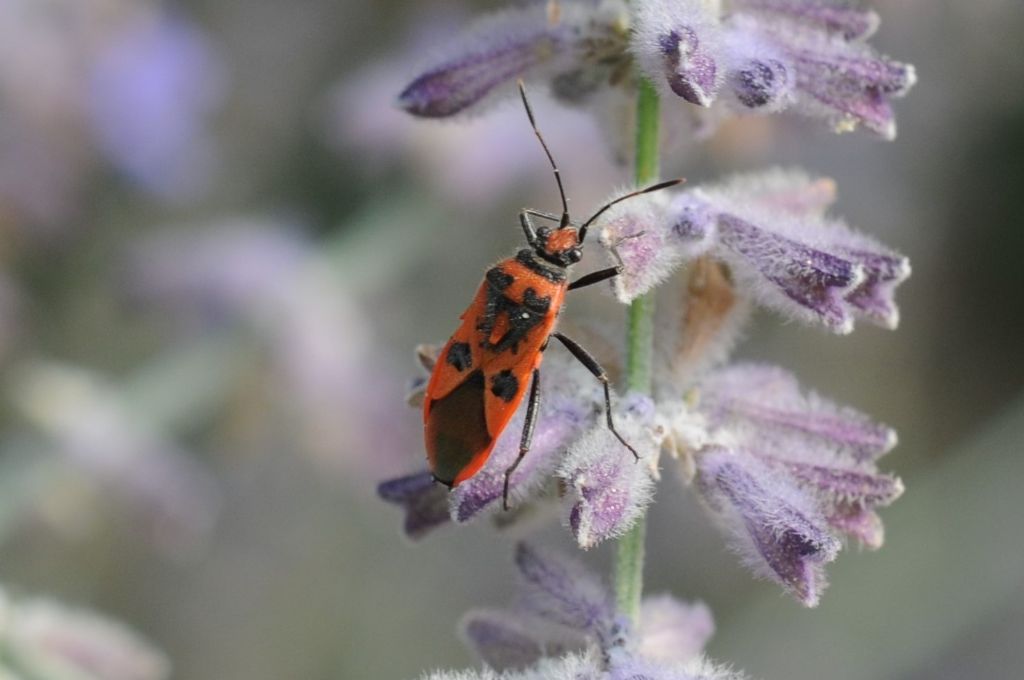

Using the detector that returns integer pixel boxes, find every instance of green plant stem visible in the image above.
[615,77,660,625]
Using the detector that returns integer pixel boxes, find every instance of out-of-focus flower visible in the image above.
[126,220,414,478]
[0,585,170,680]
[433,542,742,680]
[598,169,910,334]
[683,362,902,605]
[8,361,221,557]
[399,0,914,140]
[0,2,225,230]
[86,12,226,202]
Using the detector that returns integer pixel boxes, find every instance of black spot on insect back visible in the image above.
[446,342,473,371]
[490,370,519,402]
[486,267,515,290]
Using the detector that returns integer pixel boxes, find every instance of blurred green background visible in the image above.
[0,1,1022,678]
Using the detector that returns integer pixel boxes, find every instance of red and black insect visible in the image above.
[423,82,681,509]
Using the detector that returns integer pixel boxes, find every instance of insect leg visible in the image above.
[552,332,639,461]
[523,208,580,227]
[502,367,542,511]
[568,266,620,291]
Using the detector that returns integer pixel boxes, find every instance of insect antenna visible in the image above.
[577,178,685,244]
[517,80,570,228]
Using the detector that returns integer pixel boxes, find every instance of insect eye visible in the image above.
[536,226,552,239]
[567,248,583,263]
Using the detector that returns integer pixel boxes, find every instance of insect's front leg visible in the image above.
[568,266,620,291]
[502,367,542,511]
[552,331,639,461]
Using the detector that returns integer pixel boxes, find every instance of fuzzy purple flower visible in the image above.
[731,0,880,41]
[633,1,722,106]
[398,0,914,140]
[632,0,914,137]
[444,543,743,680]
[398,0,630,117]
[696,445,840,606]
[691,363,903,603]
[558,393,660,549]
[699,362,896,463]
[597,169,910,334]
[377,471,451,540]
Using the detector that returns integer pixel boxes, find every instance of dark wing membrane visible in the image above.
[424,370,491,486]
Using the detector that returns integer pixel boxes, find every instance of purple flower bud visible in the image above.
[637,596,714,664]
[696,446,840,606]
[763,456,904,549]
[699,363,897,463]
[729,56,791,109]
[838,247,911,329]
[730,0,881,41]
[716,213,865,333]
[597,192,677,303]
[460,608,580,671]
[633,0,723,106]
[659,29,719,106]
[711,7,914,138]
[514,543,615,636]
[377,471,451,540]
[786,38,916,139]
[398,1,629,118]
[557,394,659,549]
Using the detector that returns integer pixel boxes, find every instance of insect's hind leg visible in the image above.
[552,332,640,461]
[502,367,542,511]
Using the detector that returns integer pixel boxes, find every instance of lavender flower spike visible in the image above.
[595,171,909,332]
[696,446,840,606]
[557,393,660,549]
[399,1,629,117]
[633,0,723,106]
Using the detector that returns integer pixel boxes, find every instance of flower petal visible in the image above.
[514,542,614,637]
[558,394,660,549]
[730,0,880,41]
[460,608,580,672]
[377,471,451,540]
[638,595,715,665]
[696,446,840,606]
[633,0,723,106]
[699,363,897,463]
[716,213,865,333]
